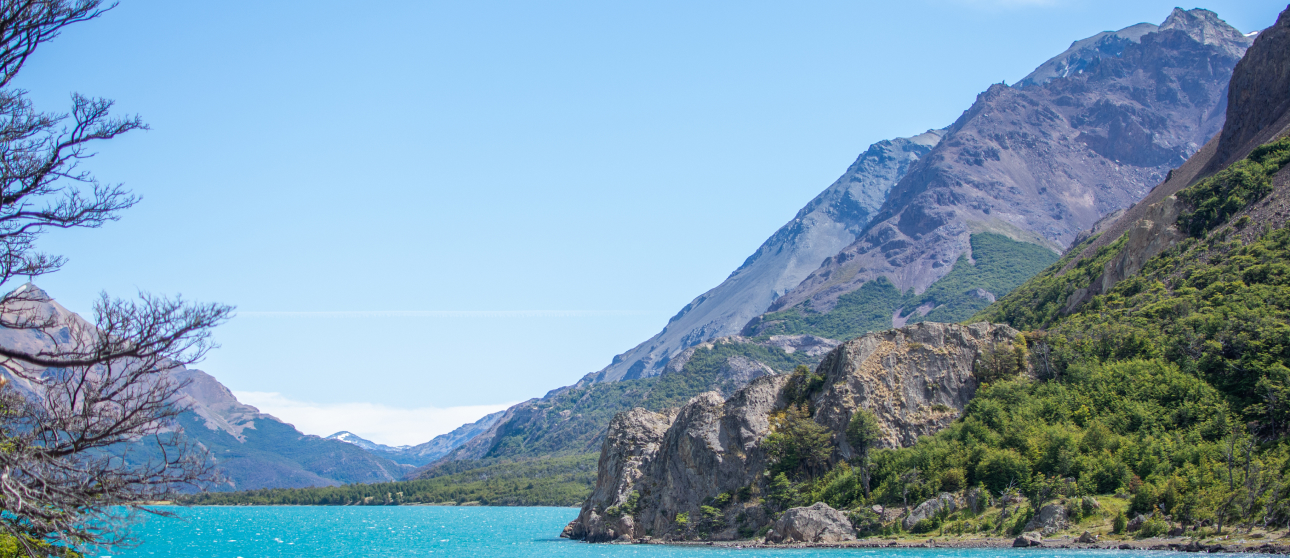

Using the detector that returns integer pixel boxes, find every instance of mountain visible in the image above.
[424,8,1254,471]
[327,431,406,452]
[567,6,1290,541]
[597,8,1250,385]
[327,410,504,467]
[756,8,1251,337]
[589,130,945,383]
[0,285,407,491]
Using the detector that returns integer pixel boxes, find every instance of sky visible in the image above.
[10,0,1286,446]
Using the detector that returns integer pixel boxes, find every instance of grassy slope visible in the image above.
[753,233,1058,340]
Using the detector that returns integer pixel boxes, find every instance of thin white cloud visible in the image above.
[233,391,515,447]
[237,310,662,318]
[948,0,1060,7]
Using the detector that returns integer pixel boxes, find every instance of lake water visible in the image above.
[107,506,1251,558]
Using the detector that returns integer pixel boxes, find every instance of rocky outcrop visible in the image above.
[767,503,855,543]
[565,321,1019,541]
[813,322,1022,450]
[564,408,674,542]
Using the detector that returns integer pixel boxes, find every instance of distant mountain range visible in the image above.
[0,286,499,490]
[325,410,502,467]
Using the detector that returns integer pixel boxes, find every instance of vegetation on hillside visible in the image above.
[753,233,1058,340]
[180,454,597,507]
[739,137,1290,537]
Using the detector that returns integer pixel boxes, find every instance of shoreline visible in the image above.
[646,536,1290,554]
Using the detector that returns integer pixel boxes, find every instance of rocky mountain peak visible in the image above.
[1017,22,1157,87]
[1159,8,1251,59]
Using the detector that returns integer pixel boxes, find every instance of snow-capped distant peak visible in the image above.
[325,431,409,453]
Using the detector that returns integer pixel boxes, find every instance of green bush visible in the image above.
[1113,512,1127,534]
[1137,517,1168,539]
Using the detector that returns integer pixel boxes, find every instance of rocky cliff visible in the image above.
[564,321,1019,542]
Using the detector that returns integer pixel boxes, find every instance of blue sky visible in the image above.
[12,0,1285,445]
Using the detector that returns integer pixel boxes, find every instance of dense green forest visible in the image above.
[756,137,1290,535]
[181,454,597,507]
[751,233,1058,340]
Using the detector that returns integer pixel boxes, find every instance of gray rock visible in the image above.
[564,408,674,542]
[966,486,990,513]
[1024,503,1069,534]
[1077,531,1098,544]
[812,322,1024,450]
[1127,514,1148,532]
[903,493,958,530]
[1014,532,1044,547]
[767,503,856,544]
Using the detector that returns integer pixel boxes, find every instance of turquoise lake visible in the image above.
[109,506,1254,558]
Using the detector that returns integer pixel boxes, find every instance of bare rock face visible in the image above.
[566,321,1019,541]
[813,322,1023,450]
[564,408,674,542]
[767,502,856,543]
[1209,7,1290,171]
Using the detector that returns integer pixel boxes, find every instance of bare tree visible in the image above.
[0,1,232,555]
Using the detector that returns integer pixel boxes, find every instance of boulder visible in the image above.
[1126,513,1148,532]
[767,502,856,544]
[1077,531,1098,544]
[1024,503,1069,535]
[903,492,957,530]
[1014,532,1044,547]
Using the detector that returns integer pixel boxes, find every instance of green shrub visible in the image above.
[1113,512,1127,534]
[1137,517,1168,539]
